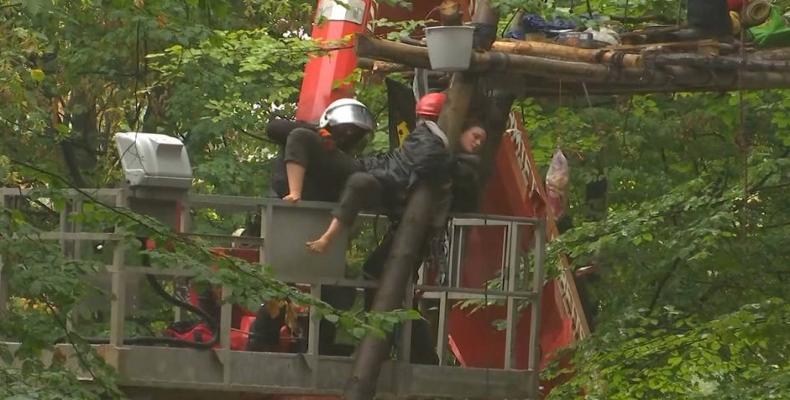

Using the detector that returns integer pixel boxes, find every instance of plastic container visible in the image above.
[424,25,476,72]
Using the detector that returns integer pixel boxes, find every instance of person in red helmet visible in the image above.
[306,117,487,253]
[415,92,446,122]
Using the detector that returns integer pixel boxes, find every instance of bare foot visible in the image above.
[306,237,331,253]
[282,193,301,203]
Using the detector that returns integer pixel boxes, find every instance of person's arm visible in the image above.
[402,128,451,181]
[450,154,482,213]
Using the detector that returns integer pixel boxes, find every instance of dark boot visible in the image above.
[246,304,285,352]
[672,0,732,40]
[688,0,731,36]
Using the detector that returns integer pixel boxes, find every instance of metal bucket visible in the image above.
[425,25,476,72]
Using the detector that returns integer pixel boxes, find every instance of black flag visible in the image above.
[385,78,416,150]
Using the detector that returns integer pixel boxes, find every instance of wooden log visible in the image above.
[518,74,790,96]
[342,74,477,400]
[357,57,411,73]
[650,53,790,71]
[357,35,790,92]
[752,48,790,61]
[491,40,643,68]
[345,4,488,398]
[357,34,432,69]
[356,34,647,81]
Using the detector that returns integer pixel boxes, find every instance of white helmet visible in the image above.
[318,98,376,132]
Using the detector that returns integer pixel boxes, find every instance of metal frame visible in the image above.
[0,188,545,399]
[0,192,7,317]
[434,213,545,396]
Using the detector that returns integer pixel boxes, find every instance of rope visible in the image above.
[737,0,750,232]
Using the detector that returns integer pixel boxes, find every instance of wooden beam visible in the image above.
[357,57,411,73]
[356,34,646,81]
[491,40,643,68]
[650,53,790,72]
[357,35,790,92]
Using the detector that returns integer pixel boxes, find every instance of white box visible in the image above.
[114,132,192,189]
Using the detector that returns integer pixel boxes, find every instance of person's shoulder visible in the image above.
[266,119,316,143]
[406,123,443,143]
[290,126,318,135]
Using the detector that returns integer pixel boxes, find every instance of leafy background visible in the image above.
[1,0,788,399]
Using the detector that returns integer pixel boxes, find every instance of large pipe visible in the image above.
[295,0,374,123]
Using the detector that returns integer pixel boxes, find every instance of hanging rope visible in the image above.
[624,0,630,20]
[676,0,683,26]
[737,0,751,232]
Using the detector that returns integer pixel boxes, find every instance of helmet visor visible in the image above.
[326,105,375,131]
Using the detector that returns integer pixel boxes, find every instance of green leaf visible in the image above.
[29,69,45,82]
[324,313,339,323]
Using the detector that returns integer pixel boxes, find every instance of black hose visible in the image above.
[56,238,221,349]
[59,276,219,349]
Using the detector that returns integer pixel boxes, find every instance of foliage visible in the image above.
[0,0,411,397]
[2,0,789,399]
[0,187,420,396]
[523,88,790,398]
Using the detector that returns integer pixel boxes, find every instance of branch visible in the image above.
[6,158,388,341]
[648,258,681,313]
[42,299,99,382]
[609,14,675,24]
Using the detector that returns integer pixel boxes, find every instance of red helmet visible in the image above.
[415,92,447,119]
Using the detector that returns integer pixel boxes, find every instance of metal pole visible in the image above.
[435,290,450,366]
[109,191,128,347]
[527,221,546,398]
[221,285,233,384]
[504,222,520,370]
[0,194,7,317]
[398,280,414,364]
[309,284,322,388]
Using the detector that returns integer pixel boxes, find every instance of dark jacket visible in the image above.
[360,121,452,194]
[450,153,482,213]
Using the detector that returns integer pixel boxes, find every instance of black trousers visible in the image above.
[361,228,439,365]
[281,128,361,202]
[332,172,386,227]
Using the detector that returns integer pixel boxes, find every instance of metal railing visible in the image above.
[0,188,545,399]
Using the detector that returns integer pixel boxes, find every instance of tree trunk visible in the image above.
[342,182,449,400]
[343,72,478,400]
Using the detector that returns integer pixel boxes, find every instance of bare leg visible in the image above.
[307,217,343,254]
[283,162,305,202]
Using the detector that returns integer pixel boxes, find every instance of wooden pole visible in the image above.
[343,73,477,400]
[344,1,496,397]
[357,57,411,73]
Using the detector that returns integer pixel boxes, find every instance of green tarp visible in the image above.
[749,7,790,47]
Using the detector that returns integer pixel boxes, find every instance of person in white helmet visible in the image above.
[246,99,375,356]
[280,98,376,203]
